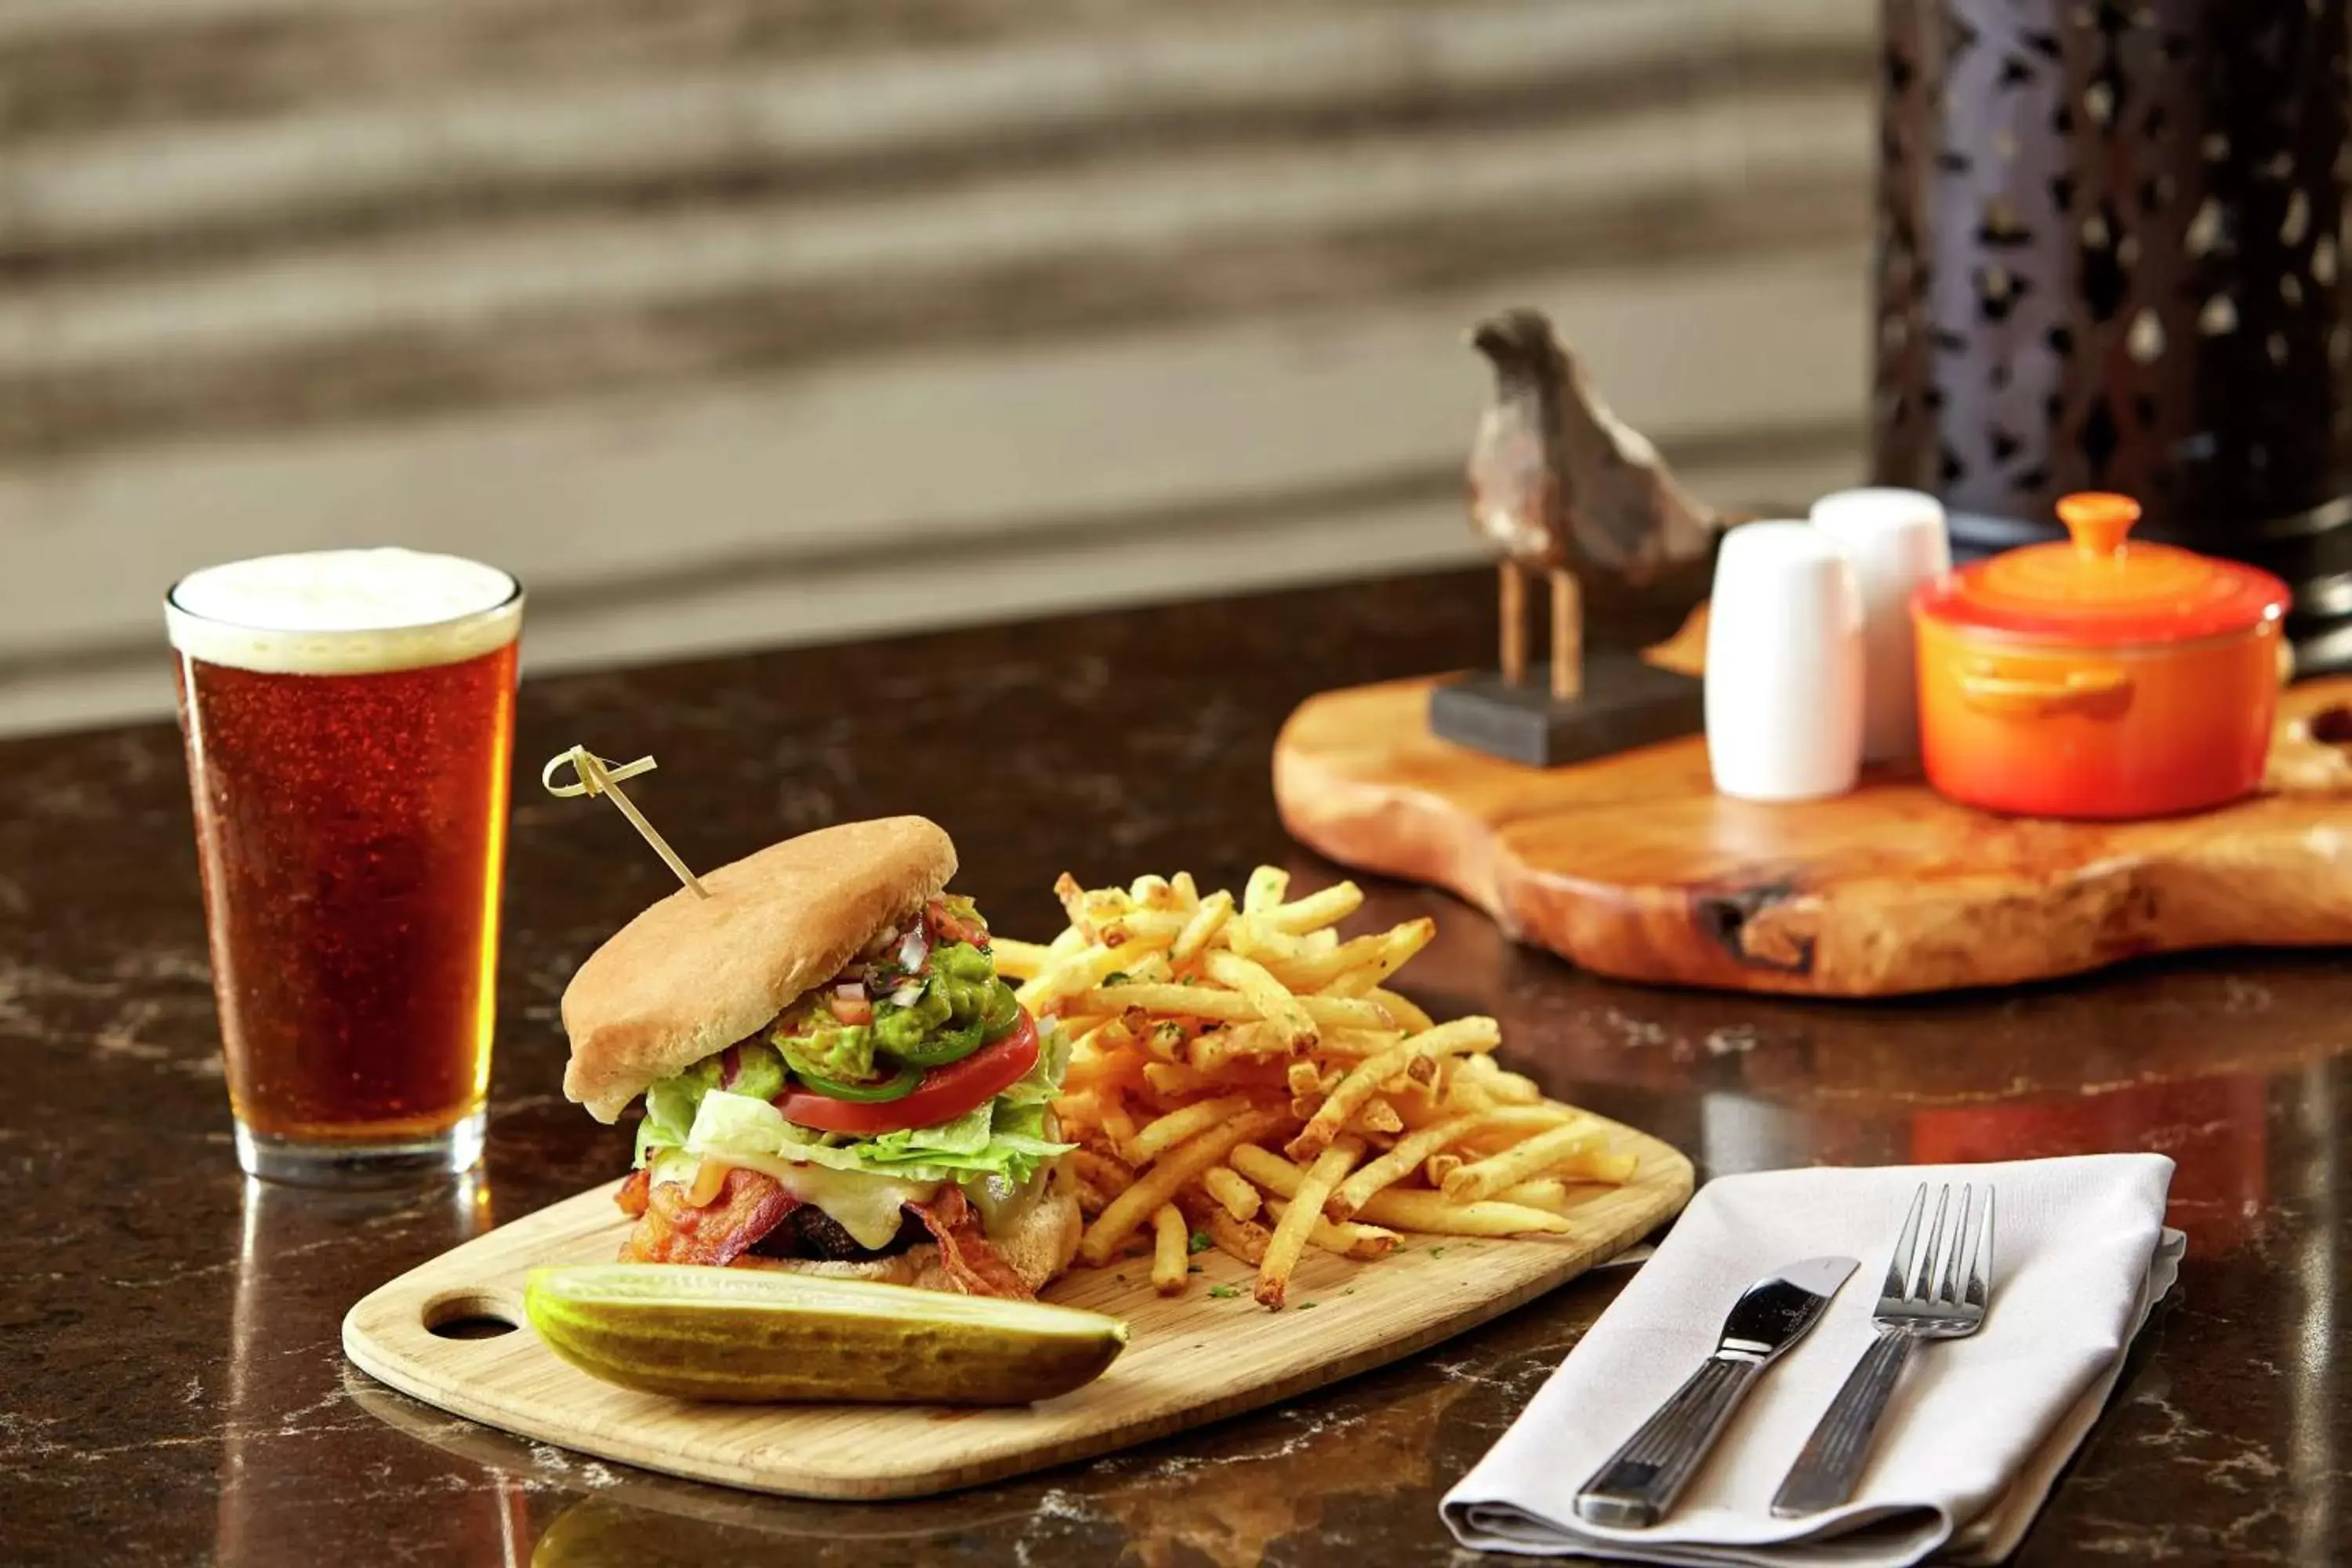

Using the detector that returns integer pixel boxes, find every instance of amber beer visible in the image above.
[166,550,521,1182]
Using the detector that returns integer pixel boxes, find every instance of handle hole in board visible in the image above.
[423,1288,523,1340]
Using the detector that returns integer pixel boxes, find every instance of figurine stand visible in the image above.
[1431,566,1703,768]
[1427,656,1701,769]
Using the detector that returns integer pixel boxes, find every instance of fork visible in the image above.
[1769,1182,1995,1517]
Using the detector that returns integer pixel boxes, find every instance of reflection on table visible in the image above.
[220,1173,517,1566]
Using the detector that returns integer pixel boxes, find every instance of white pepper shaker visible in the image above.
[1809,488,1951,763]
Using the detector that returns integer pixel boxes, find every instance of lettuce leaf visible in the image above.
[995,1023,1071,1109]
[862,1101,994,1160]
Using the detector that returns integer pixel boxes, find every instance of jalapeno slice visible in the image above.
[884,1016,988,1069]
[978,982,1023,1043]
[789,1064,923,1102]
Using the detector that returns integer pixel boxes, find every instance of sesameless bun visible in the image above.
[730,1180,1083,1295]
[561,817,956,1123]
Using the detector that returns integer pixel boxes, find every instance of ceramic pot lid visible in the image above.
[1913,492,2290,645]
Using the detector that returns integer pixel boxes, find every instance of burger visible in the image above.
[561,817,1080,1298]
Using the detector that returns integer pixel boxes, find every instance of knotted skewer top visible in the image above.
[540,744,710,899]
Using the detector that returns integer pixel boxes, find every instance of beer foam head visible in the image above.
[167,549,522,675]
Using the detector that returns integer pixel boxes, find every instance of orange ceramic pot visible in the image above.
[1911,492,2289,820]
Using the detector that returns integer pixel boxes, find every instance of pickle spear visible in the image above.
[524,1264,1128,1404]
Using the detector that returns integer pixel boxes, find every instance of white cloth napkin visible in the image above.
[1443,1155,2182,1566]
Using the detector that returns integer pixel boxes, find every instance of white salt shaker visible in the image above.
[1704,521,1865,801]
[1808,488,1951,762]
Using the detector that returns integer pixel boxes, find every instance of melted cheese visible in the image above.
[686,1157,732,1207]
[673,1152,942,1250]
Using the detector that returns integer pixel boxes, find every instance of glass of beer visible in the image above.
[166,550,522,1184]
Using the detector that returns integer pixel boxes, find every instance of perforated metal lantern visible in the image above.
[1869,0,2352,670]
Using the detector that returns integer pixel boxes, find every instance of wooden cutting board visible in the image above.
[343,1116,1690,1501]
[1273,671,2352,998]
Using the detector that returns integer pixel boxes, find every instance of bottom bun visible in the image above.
[733,1176,1083,1295]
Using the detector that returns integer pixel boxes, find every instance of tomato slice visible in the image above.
[774,1008,1040,1136]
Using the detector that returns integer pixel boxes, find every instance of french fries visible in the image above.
[1207,1209,1272,1266]
[1201,1164,1261,1221]
[1142,1060,1222,1098]
[1171,890,1236,964]
[1130,1094,1256,1165]
[1150,1204,1190,1297]
[1327,1112,1486,1221]
[1243,866,1290,913]
[1288,1040,1435,1161]
[1492,1177,1618,1215]
[1230,1143,1576,1236]
[1257,880,1364,934]
[1277,919,1434,993]
[1074,983,1255,1022]
[1441,1120,1604,1204]
[1343,1189,1577,1237]
[1258,1138,1362,1308]
[1189,1023,1283,1072]
[1263,1196,1403,1261]
[989,937,1054,981]
[1096,1093,1139,1158]
[1077,1108,1287,1266]
[1203,949,1317,1051]
[1026,866,1638,1308]
[1297,994,1395,1031]
[1364,986,1435,1034]
[1018,942,1134,1014]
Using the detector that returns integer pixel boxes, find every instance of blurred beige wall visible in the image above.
[0,0,1876,736]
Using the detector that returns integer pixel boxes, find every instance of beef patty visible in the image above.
[746,1203,926,1262]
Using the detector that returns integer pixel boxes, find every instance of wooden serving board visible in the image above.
[1274,671,2352,998]
[343,1116,1690,1501]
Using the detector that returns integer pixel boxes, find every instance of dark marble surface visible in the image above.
[5,568,2351,1567]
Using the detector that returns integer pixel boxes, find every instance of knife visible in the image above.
[1573,1255,1859,1529]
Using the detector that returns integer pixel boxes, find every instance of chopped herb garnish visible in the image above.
[1188,1230,1213,1254]
[1428,1246,1449,1258]
[1103,971,1131,987]
[1207,1284,1242,1299]
[1298,1301,1319,1310]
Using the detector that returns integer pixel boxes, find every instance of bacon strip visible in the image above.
[614,1167,652,1218]
[618,1167,800,1266]
[905,1186,1033,1299]
[614,1165,1028,1294]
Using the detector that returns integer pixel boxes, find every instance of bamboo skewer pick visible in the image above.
[540,745,710,899]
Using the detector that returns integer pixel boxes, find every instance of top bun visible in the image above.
[561,817,956,1123]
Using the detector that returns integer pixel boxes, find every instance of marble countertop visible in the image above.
[7,568,2348,1566]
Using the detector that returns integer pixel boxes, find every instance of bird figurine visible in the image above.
[1466,308,1720,702]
